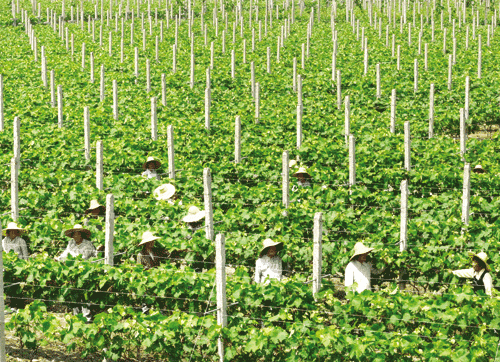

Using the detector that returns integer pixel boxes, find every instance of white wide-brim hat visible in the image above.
[182,206,205,223]
[350,242,375,261]
[473,165,486,173]
[65,224,91,239]
[143,157,161,170]
[292,167,310,178]
[259,238,284,257]
[154,184,176,201]
[85,199,106,215]
[3,222,26,236]
[469,251,490,271]
[139,231,160,246]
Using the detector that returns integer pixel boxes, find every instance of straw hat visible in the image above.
[139,231,160,246]
[259,238,284,257]
[182,206,205,223]
[153,184,176,201]
[350,242,375,261]
[469,251,490,271]
[292,167,310,178]
[473,165,486,174]
[65,224,91,239]
[3,222,26,236]
[143,157,161,170]
[85,199,106,215]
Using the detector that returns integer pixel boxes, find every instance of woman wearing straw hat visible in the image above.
[142,157,161,180]
[137,231,167,270]
[292,167,311,192]
[254,239,284,284]
[153,183,181,206]
[83,199,106,231]
[2,222,29,260]
[345,242,384,293]
[182,206,205,239]
[450,252,493,296]
[56,224,97,261]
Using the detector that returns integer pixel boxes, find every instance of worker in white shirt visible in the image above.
[451,252,493,296]
[142,157,161,180]
[254,239,283,284]
[345,242,384,293]
[2,222,29,260]
[291,167,311,191]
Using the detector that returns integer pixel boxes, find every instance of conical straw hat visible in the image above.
[350,242,375,261]
[143,157,161,170]
[182,206,205,223]
[154,184,176,201]
[469,251,490,271]
[85,199,106,215]
[64,224,91,239]
[473,165,486,173]
[3,222,26,236]
[292,167,310,178]
[259,238,284,257]
[139,231,160,246]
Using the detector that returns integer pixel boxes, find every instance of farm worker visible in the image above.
[137,231,166,270]
[83,199,106,231]
[153,183,181,206]
[56,224,97,261]
[345,242,384,293]
[182,206,205,237]
[292,167,311,191]
[2,222,29,260]
[142,157,161,180]
[450,252,493,296]
[254,239,283,284]
[473,165,486,174]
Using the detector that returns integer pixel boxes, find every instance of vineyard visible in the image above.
[1,0,500,359]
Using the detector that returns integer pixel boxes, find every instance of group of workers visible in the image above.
[2,157,493,297]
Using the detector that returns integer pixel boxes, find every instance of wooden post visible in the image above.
[13,117,20,161]
[104,193,115,266]
[11,158,18,221]
[235,116,241,163]
[404,121,411,171]
[349,134,355,186]
[84,106,90,161]
[462,163,470,225]
[150,97,158,141]
[42,55,47,87]
[57,85,63,127]
[161,74,166,106]
[205,87,210,130]
[297,105,302,149]
[111,80,118,120]
[96,140,103,190]
[255,82,260,123]
[477,34,482,79]
[0,221,6,362]
[344,95,350,145]
[399,180,408,253]
[167,125,175,179]
[312,212,323,296]
[282,151,289,208]
[460,108,466,156]
[215,233,227,362]
[390,89,396,133]
[100,65,105,101]
[429,83,435,139]
[203,168,214,241]
[336,70,341,110]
